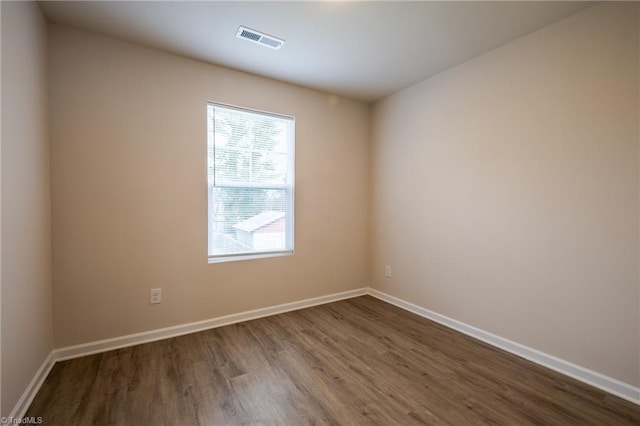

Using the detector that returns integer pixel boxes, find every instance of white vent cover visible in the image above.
[236,26,285,50]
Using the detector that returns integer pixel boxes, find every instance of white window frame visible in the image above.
[207,102,295,263]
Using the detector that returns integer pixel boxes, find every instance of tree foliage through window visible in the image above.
[208,104,294,258]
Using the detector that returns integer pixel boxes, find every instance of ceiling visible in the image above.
[39,1,595,102]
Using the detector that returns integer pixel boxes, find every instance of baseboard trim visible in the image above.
[54,287,368,362]
[11,287,366,418]
[12,285,639,419]
[368,288,640,405]
[9,351,55,420]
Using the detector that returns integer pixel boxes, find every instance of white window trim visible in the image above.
[207,102,295,263]
[208,250,294,264]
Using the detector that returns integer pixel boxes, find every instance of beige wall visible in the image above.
[5,0,635,405]
[1,1,53,415]
[371,2,640,386]
[49,25,370,347]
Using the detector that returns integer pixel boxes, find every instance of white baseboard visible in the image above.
[11,285,639,419]
[368,288,640,405]
[11,287,367,419]
[54,287,368,361]
[9,351,55,420]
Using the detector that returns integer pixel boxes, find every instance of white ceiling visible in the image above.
[39,1,595,102]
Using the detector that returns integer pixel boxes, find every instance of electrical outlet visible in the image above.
[385,265,392,278]
[149,288,162,304]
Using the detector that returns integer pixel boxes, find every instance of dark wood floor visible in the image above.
[28,296,640,425]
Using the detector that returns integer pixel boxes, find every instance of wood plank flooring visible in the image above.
[27,296,640,425]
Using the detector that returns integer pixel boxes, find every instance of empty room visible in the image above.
[2,0,639,424]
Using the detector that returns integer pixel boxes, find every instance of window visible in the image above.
[207,103,295,262]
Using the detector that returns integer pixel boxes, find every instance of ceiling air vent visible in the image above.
[236,26,284,50]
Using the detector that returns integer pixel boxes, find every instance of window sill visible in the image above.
[208,250,293,264]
